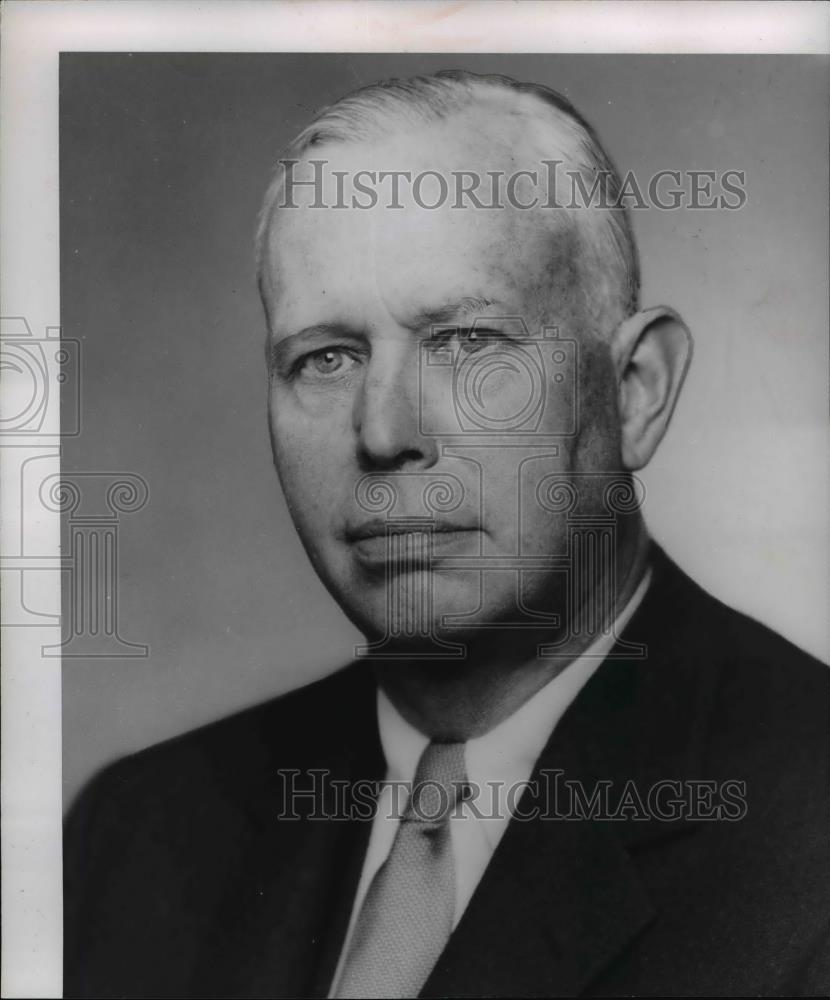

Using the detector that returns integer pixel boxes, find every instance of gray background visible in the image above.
[61,53,829,808]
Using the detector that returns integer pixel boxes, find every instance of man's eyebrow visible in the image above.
[267,298,504,370]
[408,296,501,330]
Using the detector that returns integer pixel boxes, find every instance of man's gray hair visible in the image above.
[256,69,640,338]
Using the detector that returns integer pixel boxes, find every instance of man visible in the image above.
[64,71,830,997]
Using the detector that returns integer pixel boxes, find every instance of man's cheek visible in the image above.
[278,446,338,510]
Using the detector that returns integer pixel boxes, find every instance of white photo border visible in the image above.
[1,2,828,996]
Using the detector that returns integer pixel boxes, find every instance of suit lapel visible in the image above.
[422,770,655,997]
[202,546,720,998]
[200,666,384,998]
[423,545,719,997]
[421,722,657,998]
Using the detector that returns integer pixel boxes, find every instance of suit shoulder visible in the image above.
[687,568,827,694]
[654,544,827,674]
[656,549,829,754]
[66,661,372,823]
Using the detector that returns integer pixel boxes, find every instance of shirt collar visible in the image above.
[377,566,653,792]
[377,687,430,786]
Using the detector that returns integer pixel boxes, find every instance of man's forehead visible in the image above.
[266,208,575,334]
[262,119,580,336]
[270,184,546,268]
[283,107,553,188]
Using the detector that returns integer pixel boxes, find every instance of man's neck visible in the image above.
[373,522,651,741]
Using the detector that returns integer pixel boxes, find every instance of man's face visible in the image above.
[263,120,621,649]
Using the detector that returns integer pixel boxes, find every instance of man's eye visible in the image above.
[458,329,499,355]
[297,348,358,378]
[428,328,501,357]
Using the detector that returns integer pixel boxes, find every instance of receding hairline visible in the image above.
[255,70,640,337]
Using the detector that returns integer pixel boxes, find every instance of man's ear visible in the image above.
[610,306,693,471]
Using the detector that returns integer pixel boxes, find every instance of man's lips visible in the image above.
[344,517,477,541]
[344,518,480,565]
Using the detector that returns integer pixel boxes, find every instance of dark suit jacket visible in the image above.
[64,545,830,997]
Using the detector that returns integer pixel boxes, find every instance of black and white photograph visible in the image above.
[1,3,829,997]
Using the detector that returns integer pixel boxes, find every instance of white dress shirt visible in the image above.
[329,569,651,994]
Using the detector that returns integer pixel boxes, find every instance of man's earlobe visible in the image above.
[612,306,693,471]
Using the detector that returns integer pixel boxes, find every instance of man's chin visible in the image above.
[344,592,561,665]
[343,569,480,626]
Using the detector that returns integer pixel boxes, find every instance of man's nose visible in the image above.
[353,343,439,470]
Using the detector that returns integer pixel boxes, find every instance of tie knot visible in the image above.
[404,741,468,824]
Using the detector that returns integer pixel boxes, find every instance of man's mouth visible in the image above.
[344,518,480,567]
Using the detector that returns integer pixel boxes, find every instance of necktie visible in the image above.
[333,741,468,999]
